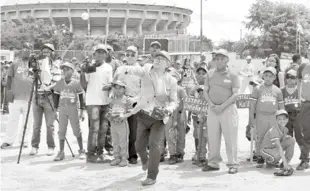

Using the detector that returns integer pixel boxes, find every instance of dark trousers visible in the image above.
[128,114,138,159]
[88,118,113,152]
[135,112,167,180]
[87,105,109,155]
[296,101,310,162]
[286,112,299,137]
[1,84,9,112]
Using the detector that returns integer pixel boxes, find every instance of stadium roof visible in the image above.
[3,0,186,8]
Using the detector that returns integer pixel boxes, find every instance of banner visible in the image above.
[184,94,251,112]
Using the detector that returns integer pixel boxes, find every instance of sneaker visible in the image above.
[160,155,165,162]
[78,150,86,160]
[98,154,105,162]
[54,152,65,161]
[198,159,208,167]
[247,154,258,162]
[86,153,98,163]
[47,148,54,156]
[202,165,220,172]
[168,155,177,165]
[141,178,156,186]
[228,167,238,174]
[110,158,121,166]
[257,156,265,164]
[192,154,198,162]
[176,153,184,163]
[29,147,38,155]
[296,161,309,171]
[119,158,128,167]
[128,158,138,165]
[1,143,11,149]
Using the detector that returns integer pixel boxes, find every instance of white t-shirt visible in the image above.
[85,63,113,106]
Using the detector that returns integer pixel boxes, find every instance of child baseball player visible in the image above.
[53,62,86,161]
[167,69,187,164]
[281,69,299,137]
[249,67,284,167]
[192,85,208,167]
[106,80,130,167]
[261,110,295,176]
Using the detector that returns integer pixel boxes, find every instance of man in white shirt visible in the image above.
[239,55,254,93]
[85,44,113,163]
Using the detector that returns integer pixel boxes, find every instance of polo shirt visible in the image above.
[297,63,310,101]
[205,68,240,105]
[85,63,113,106]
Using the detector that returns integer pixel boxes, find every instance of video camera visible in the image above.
[28,54,41,72]
[81,58,101,74]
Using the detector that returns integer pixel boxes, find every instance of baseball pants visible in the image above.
[3,100,32,146]
[261,136,295,164]
[207,104,239,168]
[111,121,129,159]
[58,106,81,140]
[255,113,277,156]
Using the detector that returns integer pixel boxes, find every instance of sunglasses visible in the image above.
[286,75,296,79]
[126,53,136,57]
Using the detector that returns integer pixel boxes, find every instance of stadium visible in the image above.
[1,0,192,37]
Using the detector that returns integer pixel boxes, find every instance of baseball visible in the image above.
[81,12,89,20]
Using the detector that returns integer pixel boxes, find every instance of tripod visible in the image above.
[17,65,75,164]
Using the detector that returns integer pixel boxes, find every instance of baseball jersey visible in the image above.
[53,78,84,107]
[281,87,299,112]
[108,95,131,123]
[297,63,310,101]
[261,125,288,149]
[251,84,284,115]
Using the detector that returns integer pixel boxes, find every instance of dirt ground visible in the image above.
[1,108,310,191]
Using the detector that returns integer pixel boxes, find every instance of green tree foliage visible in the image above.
[244,0,310,56]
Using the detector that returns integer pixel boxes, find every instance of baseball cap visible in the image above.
[41,43,55,51]
[276,109,289,117]
[176,60,181,64]
[71,57,77,61]
[126,45,138,53]
[215,49,229,58]
[137,57,143,61]
[263,67,277,75]
[151,41,161,48]
[112,80,126,88]
[196,66,207,73]
[211,50,217,54]
[60,62,75,70]
[246,55,252,60]
[249,76,263,85]
[154,50,171,63]
[93,44,108,53]
[286,69,297,77]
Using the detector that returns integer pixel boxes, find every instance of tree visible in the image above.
[244,0,310,56]
[189,35,213,52]
[1,16,72,51]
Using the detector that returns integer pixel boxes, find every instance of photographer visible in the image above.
[1,47,33,149]
[83,44,113,163]
[29,43,61,156]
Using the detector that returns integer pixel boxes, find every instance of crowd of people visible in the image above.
[1,41,310,186]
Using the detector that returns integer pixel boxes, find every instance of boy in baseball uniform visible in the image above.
[249,67,284,167]
[281,69,300,137]
[260,110,295,176]
[53,62,86,161]
[107,80,131,167]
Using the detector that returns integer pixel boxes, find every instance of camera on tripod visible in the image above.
[81,57,100,74]
[28,54,41,73]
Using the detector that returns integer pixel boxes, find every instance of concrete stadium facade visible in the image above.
[1,0,192,37]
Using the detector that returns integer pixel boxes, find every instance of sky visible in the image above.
[1,0,310,43]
